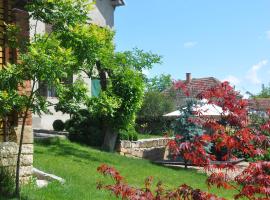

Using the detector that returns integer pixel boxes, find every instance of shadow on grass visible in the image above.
[0,195,29,200]
[34,138,117,165]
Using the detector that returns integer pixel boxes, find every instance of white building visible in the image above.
[32,0,125,130]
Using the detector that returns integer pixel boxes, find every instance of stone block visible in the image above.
[20,166,33,177]
[121,141,132,148]
[15,126,33,144]
[22,144,34,155]
[131,142,139,148]
[0,142,18,158]
[20,155,33,166]
[132,150,143,158]
[0,157,17,167]
[20,176,31,184]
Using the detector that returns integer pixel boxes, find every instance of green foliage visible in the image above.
[0,33,76,117]
[138,91,175,118]
[26,0,92,32]
[249,113,270,136]
[1,0,160,154]
[87,92,122,118]
[136,91,175,135]
[146,74,173,92]
[56,77,90,115]
[0,62,26,119]
[53,120,65,131]
[254,83,270,98]
[110,68,145,130]
[58,24,115,74]
[119,126,138,141]
[174,99,204,142]
[136,116,174,135]
[65,109,104,147]
[115,48,162,72]
[0,167,15,198]
[1,1,95,196]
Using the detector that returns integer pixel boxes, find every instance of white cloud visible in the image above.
[246,59,268,84]
[183,41,197,48]
[223,75,240,86]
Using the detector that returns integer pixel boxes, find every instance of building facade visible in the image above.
[32,0,125,130]
[0,0,33,183]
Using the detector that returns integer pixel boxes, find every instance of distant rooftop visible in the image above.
[165,73,221,108]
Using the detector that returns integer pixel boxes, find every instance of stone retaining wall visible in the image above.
[0,125,33,183]
[117,138,172,161]
[0,142,33,183]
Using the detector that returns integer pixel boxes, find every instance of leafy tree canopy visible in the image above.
[146,74,173,92]
[254,83,270,98]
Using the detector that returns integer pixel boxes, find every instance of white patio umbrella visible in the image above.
[163,101,226,117]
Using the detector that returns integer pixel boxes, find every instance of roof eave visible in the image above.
[111,0,125,7]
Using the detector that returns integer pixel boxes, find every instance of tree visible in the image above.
[97,81,270,200]
[138,91,175,118]
[29,4,161,152]
[1,0,94,197]
[173,98,204,169]
[254,83,270,98]
[146,74,173,92]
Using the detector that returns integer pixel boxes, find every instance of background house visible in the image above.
[32,0,125,130]
[165,73,221,109]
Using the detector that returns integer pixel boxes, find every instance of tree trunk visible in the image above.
[15,110,28,198]
[102,128,118,152]
[96,61,118,151]
[3,116,9,142]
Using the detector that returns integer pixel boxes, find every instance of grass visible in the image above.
[137,133,163,139]
[15,139,238,200]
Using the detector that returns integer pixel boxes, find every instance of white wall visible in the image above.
[32,0,117,130]
[89,0,115,28]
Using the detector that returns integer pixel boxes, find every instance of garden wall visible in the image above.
[0,141,33,183]
[117,138,172,161]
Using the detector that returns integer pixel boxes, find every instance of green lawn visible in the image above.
[137,133,163,139]
[18,139,237,200]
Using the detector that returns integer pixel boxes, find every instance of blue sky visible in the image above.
[114,0,270,96]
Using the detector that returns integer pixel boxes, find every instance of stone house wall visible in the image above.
[117,138,172,161]
[0,1,33,183]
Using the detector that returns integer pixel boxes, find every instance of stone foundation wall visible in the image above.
[0,142,33,183]
[0,125,33,183]
[117,138,172,161]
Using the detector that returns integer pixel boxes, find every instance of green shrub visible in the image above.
[0,167,15,198]
[119,126,138,141]
[53,120,65,131]
[66,109,104,147]
[136,116,174,135]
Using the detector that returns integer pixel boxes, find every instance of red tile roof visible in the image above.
[183,77,221,97]
[165,77,221,107]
